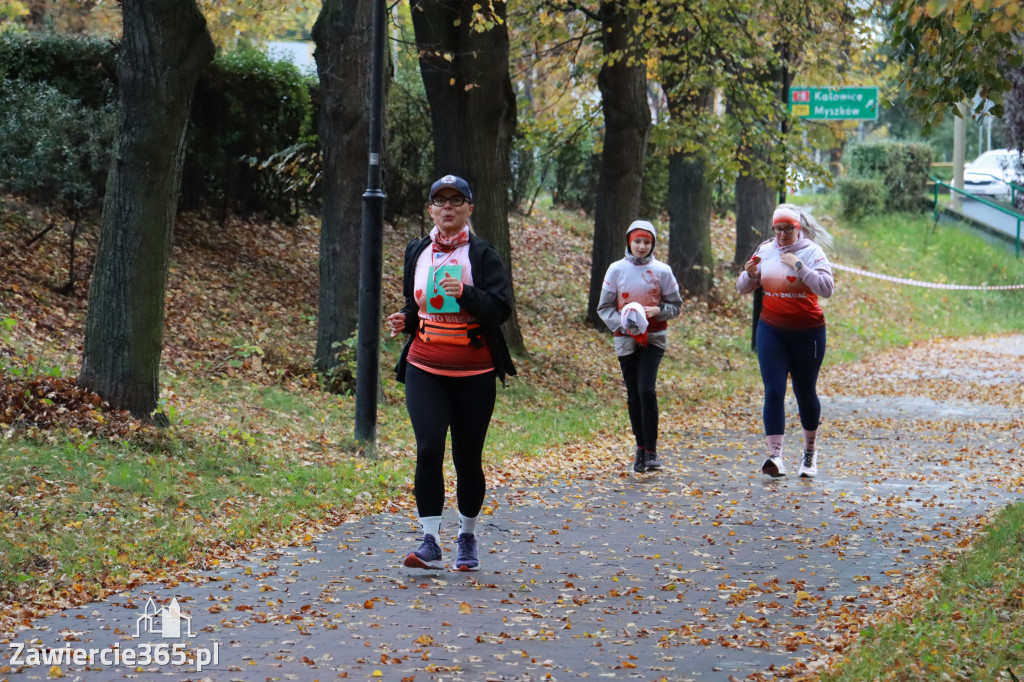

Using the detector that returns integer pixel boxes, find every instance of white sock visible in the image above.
[419,516,442,540]
[458,513,478,537]
[803,429,818,453]
[766,434,784,457]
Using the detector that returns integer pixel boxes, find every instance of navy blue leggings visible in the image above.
[405,365,496,519]
[618,344,665,452]
[755,320,826,436]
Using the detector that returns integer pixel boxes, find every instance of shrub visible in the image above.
[384,56,434,220]
[0,78,114,216]
[640,147,668,218]
[183,47,315,219]
[845,140,933,213]
[552,123,600,212]
[837,177,885,221]
[510,124,540,214]
[0,31,115,109]
[0,35,319,220]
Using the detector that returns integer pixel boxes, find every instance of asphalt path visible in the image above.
[5,336,1024,681]
[947,197,1024,246]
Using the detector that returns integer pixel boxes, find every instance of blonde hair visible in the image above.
[778,203,833,250]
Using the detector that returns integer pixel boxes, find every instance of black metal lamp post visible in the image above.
[354,0,387,445]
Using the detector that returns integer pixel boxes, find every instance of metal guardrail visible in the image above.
[931,176,1022,257]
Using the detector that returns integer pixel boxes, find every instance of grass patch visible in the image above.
[823,503,1024,681]
[791,195,1023,365]
[0,429,385,603]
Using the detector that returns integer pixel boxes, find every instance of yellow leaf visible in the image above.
[48,666,64,679]
[459,602,472,614]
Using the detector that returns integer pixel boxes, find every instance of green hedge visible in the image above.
[837,177,885,221]
[0,78,114,215]
[182,48,314,218]
[0,32,115,108]
[0,32,317,219]
[845,140,933,213]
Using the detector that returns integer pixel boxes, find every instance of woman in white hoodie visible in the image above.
[736,204,835,479]
[597,221,683,473]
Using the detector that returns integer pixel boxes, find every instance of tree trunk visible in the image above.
[664,85,714,297]
[585,1,650,329]
[312,0,375,375]
[667,153,714,296]
[78,0,214,419]
[733,162,774,265]
[735,166,774,352]
[411,0,524,353]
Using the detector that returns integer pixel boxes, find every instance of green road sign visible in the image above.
[790,86,878,120]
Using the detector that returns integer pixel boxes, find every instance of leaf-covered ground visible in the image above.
[1,195,1023,679]
[7,334,1023,680]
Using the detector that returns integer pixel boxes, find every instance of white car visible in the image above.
[963,149,1024,198]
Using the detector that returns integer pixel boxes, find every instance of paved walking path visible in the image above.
[5,336,1024,681]
[945,198,1024,249]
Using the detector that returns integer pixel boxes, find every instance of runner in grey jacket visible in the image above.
[596,221,683,473]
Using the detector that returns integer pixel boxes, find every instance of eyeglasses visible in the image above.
[429,196,468,207]
[772,225,797,234]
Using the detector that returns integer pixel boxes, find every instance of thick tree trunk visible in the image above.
[411,0,524,353]
[667,154,714,296]
[664,85,714,297]
[78,0,214,418]
[312,0,375,375]
[733,163,774,264]
[585,1,650,329]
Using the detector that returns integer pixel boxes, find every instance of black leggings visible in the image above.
[405,365,496,519]
[618,345,665,452]
[756,320,826,435]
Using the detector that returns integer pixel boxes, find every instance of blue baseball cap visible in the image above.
[430,175,473,201]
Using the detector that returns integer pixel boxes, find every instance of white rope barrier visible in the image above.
[832,263,1024,291]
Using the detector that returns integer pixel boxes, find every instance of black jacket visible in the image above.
[394,233,517,385]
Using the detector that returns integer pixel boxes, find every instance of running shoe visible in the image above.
[645,452,663,471]
[404,534,444,570]
[798,450,818,478]
[452,533,480,572]
[633,448,648,473]
[761,455,786,477]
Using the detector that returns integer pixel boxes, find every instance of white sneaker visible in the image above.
[761,455,786,477]
[798,450,818,478]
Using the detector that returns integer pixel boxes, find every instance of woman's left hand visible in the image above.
[643,305,660,318]
[440,272,464,298]
[780,253,799,269]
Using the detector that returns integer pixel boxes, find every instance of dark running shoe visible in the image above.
[645,452,663,471]
[404,534,444,570]
[452,533,480,572]
[633,448,647,473]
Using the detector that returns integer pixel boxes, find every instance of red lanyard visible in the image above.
[431,246,457,293]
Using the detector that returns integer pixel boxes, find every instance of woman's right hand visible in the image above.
[744,256,760,278]
[387,311,406,337]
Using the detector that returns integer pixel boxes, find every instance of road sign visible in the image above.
[790,86,878,120]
